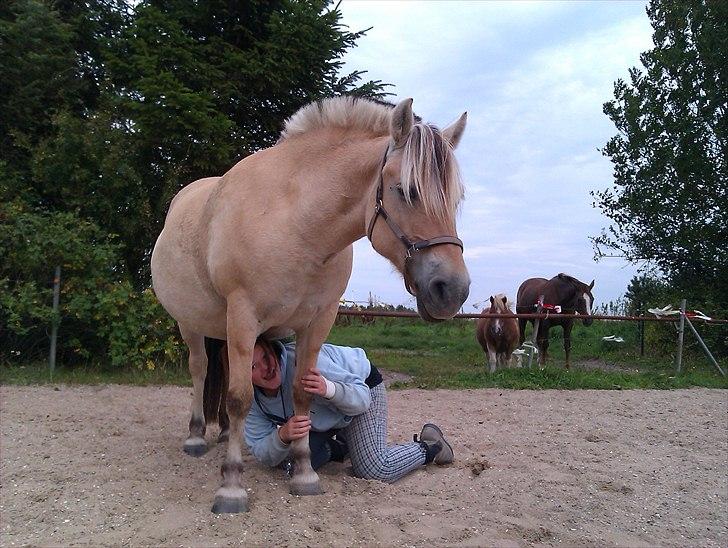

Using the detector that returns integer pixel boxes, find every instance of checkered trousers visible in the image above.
[343,384,426,483]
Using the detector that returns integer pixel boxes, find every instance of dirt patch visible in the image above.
[1,386,726,547]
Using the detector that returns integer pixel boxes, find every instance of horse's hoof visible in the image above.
[289,480,323,496]
[217,429,229,443]
[211,486,248,513]
[211,495,249,513]
[183,438,208,457]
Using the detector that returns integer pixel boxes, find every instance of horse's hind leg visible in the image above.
[179,324,209,457]
[537,322,549,369]
[212,302,256,514]
[518,318,527,346]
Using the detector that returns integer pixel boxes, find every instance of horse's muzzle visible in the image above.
[409,259,470,321]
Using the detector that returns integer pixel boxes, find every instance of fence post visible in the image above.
[638,301,645,357]
[49,265,61,380]
[674,298,686,374]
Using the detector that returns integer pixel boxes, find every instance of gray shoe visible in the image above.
[415,423,454,465]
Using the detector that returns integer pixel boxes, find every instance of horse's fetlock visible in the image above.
[220,461,244,478]
[189,416,206,437]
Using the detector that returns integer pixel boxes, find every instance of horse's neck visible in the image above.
[291,134,386,254]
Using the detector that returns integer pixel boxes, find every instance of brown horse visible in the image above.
[151,97,470,512]
[475,294,520,373]
[516,274,595,369]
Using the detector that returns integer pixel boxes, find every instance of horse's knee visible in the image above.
[225,391,252,419]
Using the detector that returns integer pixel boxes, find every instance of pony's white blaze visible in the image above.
[583,293,592,315]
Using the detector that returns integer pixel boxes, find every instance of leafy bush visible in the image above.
[0,202,181,368]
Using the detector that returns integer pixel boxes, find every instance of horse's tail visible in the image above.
[203,337,229,431]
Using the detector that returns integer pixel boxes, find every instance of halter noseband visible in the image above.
[366,147,464,293]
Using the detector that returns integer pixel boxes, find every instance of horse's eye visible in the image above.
[394,184,419,203]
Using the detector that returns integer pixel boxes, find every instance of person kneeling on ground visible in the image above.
[245,338,453,483]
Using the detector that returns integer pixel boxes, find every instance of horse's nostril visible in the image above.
[430,279,448,303]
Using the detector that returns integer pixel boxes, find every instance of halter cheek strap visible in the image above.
[366,148,464,265]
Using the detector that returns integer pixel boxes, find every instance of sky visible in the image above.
[335,0,654,312]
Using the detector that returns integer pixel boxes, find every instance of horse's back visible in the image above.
[516,277,547,310]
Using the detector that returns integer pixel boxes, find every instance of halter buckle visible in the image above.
[405,244,417,260]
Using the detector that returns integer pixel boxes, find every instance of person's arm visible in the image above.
[244,407,314,467]
[244,407,290,467]
[302,369,371,416]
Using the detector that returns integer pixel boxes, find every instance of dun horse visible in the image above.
[151,97,470,512]
[516,273,595,369]
[476,294,520,373]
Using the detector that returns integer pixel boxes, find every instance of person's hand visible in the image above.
[301,368,328,396]
[278,415,311,444]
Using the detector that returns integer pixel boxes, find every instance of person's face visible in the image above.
[251,342,281,393]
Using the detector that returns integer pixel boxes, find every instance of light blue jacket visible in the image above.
[244,340,372,466]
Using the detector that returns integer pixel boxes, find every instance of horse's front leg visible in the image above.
[288,305,339,496]
[487,346,497,373]
[178,324,209,457]
[211,305,256,513]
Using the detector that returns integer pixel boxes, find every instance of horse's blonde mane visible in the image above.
[279,96,393,141]
[280,97,464,222]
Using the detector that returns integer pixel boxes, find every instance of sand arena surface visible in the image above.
[1,384,726,547]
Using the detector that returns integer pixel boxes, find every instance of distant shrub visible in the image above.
[0,202,181,368]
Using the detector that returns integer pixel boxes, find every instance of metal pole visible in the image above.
[684,317,726,377]
[674,299,686,374]
[49,265,61,380]
[528,300,543,369]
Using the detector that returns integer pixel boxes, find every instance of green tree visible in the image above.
[0,0,79,196]
[24,0,387,283]
[593,0,727,307]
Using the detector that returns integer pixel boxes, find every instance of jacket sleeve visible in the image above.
[244,407,290,467]
[318,345,372,416]
[325,380,370,416]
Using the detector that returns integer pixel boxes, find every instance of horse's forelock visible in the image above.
[400,123,464,221]
[491,293,511,313]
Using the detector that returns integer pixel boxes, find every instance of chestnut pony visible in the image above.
[476,294,520,373]
[151,97,470,512]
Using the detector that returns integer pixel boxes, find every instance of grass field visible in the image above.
[3,317,726,390]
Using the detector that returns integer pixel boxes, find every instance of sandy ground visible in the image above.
[1,384,726,547]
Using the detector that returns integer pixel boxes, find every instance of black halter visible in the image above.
[366,147,464,285]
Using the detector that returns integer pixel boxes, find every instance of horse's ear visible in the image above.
[489,295,494,305]
[501,296,507,305]
[390,98,414,147]
[589,279,595,290]
[441,112,467,149]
